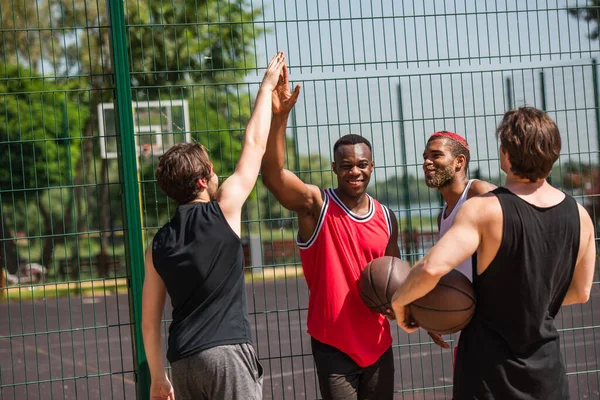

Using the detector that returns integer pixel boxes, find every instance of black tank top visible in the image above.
[152,201,252,363]
[454,187,579,399]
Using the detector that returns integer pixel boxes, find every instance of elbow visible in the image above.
[420,259,447,281]
[574,288,591,304]
[260,163,283,189]
[565,286,592,305]
[141,314,158,337]
[141,319,152,336]
[245,137,267,157]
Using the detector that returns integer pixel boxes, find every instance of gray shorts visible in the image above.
[171,343,263,400]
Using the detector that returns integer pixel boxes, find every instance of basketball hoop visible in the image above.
[97,100,191,160]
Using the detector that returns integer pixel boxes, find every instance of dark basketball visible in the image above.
[359,256,411,315]
[409,270,475,335]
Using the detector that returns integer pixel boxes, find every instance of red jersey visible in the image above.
[298,188,394,367]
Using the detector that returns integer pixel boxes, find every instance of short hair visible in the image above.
[333,134,372,156]
[155,143,212,205]
[427,131,471,165]
[496,107,561,182]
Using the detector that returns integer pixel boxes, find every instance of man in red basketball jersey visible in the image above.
[261,63,401,399]
[422,131,496,354]
[392,107,596,399]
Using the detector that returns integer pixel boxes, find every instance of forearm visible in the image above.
[244,87,274,151]
[391,261,440,308]
[142,325,168,380]
[261,113,290,184]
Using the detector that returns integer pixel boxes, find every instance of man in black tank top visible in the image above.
[392,107,596,399]
[141,52,289,400]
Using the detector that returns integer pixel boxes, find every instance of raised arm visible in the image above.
[260,64,322,214]
[216,52,286,236]
[562,204,596,305]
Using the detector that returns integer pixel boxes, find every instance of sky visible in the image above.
[238,0,600,180]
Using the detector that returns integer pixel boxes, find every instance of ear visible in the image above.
[455,154,466,171]
[332,161,338,175]
[370,160,375,169]
[196,177,209,190]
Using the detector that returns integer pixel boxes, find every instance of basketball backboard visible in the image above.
[98,99,191,159]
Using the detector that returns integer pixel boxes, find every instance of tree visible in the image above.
[0,0,264,275]
[0,63,87,274]
[568,1,600,39]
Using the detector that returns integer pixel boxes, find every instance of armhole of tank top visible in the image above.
[297,190,330,249]
[464,179,475,199]
[212,201,242,242]
[570,195,582,278]
[475,190,506,281]
[440,203,447,226]
[382,204,392,239]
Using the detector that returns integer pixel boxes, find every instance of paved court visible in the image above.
[1,276,599,399]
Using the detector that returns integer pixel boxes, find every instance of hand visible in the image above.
[393,304,419,334]
[261,52,287,91]
[150,377,175,400]
[427,331,450,349]
[272,63,301,115]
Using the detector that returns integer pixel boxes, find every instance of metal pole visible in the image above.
[107,0,149,398]
[291,106,300,172]
[539,69,552,184]
[505,76,513,110]
[539,70,547,112]
[62,99,77,275]
[398,83,414,263]
[592,59,600,161]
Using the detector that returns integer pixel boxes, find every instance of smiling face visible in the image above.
[422,138,462,188]
[332,143,374,198]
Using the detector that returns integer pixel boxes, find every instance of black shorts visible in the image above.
[311,337,394,400]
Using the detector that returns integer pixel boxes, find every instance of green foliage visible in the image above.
[190,85,253,177]
[568,1,600,40]
[125,0,263,89]
[0,64,87,202]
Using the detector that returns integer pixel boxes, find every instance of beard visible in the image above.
[425,165,455,188]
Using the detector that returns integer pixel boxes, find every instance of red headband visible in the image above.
[429,131,470,151]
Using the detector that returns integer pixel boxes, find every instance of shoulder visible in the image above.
[458,192,502,225]
[297,186,326,218]
[467,179,497,199]
[575,202,594,234]
[152,222,172,250]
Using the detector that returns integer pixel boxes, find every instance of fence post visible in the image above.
[398,83,414,263]
[592,59,600,160]
[106,0,150,398]
[505,76,513,110]
[539,69,552,184]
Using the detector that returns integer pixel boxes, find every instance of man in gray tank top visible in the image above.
[141,52,289,400]
[393,107,596,399]
[421,131,496,353]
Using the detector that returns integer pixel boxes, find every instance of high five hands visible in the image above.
[271,56,301,115]
[261,51,287,91]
